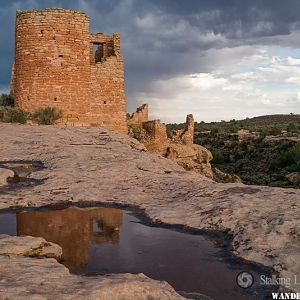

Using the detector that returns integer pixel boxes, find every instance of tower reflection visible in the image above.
[16,207,123,268]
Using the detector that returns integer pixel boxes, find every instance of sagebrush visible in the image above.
[0,107,29,124]
[32,107,63,125]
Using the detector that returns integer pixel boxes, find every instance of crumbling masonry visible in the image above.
[127,104,194,151]
[127,104,148,128]
[11,8,127,133]
[127,104,213,178]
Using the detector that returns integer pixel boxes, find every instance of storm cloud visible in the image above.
[1,0,300,121]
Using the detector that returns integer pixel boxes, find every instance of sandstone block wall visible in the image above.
[127,110,213,178]
[171,114,194,145]
[127,104,149,128]
[127,104,196,153]
[11,8,127,133]
[142,120,168,142]
[139,120,169,154]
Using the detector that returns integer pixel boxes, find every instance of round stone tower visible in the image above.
[14,9,91,116]
[12,8,127,133]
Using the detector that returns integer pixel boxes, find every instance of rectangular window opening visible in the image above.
[93,43,103,63]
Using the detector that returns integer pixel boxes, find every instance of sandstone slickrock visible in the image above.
[0,168,14,186]
[0,234,62,259]
[212,167,242,183]
[0,123,300,293]
[166,143,213,179]
[285,172,300,185]
[0,255,184,300]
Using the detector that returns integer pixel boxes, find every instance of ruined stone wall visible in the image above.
[12,8,127,133]
[141,120,169,154]
[142,120,168,143]
[128,109,213,177]
[89,55,127,130]
[127,103,196,153]
[127,104,148,128]
[170,114,194,145]
[181,114,194,145]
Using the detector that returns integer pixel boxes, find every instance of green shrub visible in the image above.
[212,149,225,164]
[211,127,219,134]
[269,126,281,136]
[269,142,300,171]
[228,124,239,133]
[287,122,297,133]
[32,106,63,125]
[0,94,14,107]
[0,106,29,124]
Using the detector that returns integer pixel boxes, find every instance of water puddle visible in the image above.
[0,206,275,300]
[0,160,45,192]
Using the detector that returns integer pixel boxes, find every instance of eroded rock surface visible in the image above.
[0,234,62,259]
[213,167,242,183]
[0,255,183,300]
[0,168,14,186]
[286,172,300,185]
[166,143,213,178]
[0,123,300,293]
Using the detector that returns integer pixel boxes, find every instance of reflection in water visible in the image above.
[0,207,275,300]
[16,207,122,268]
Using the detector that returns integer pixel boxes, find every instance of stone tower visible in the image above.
[12,8,127,133]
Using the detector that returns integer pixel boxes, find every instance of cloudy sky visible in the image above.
[1,0,300,122]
